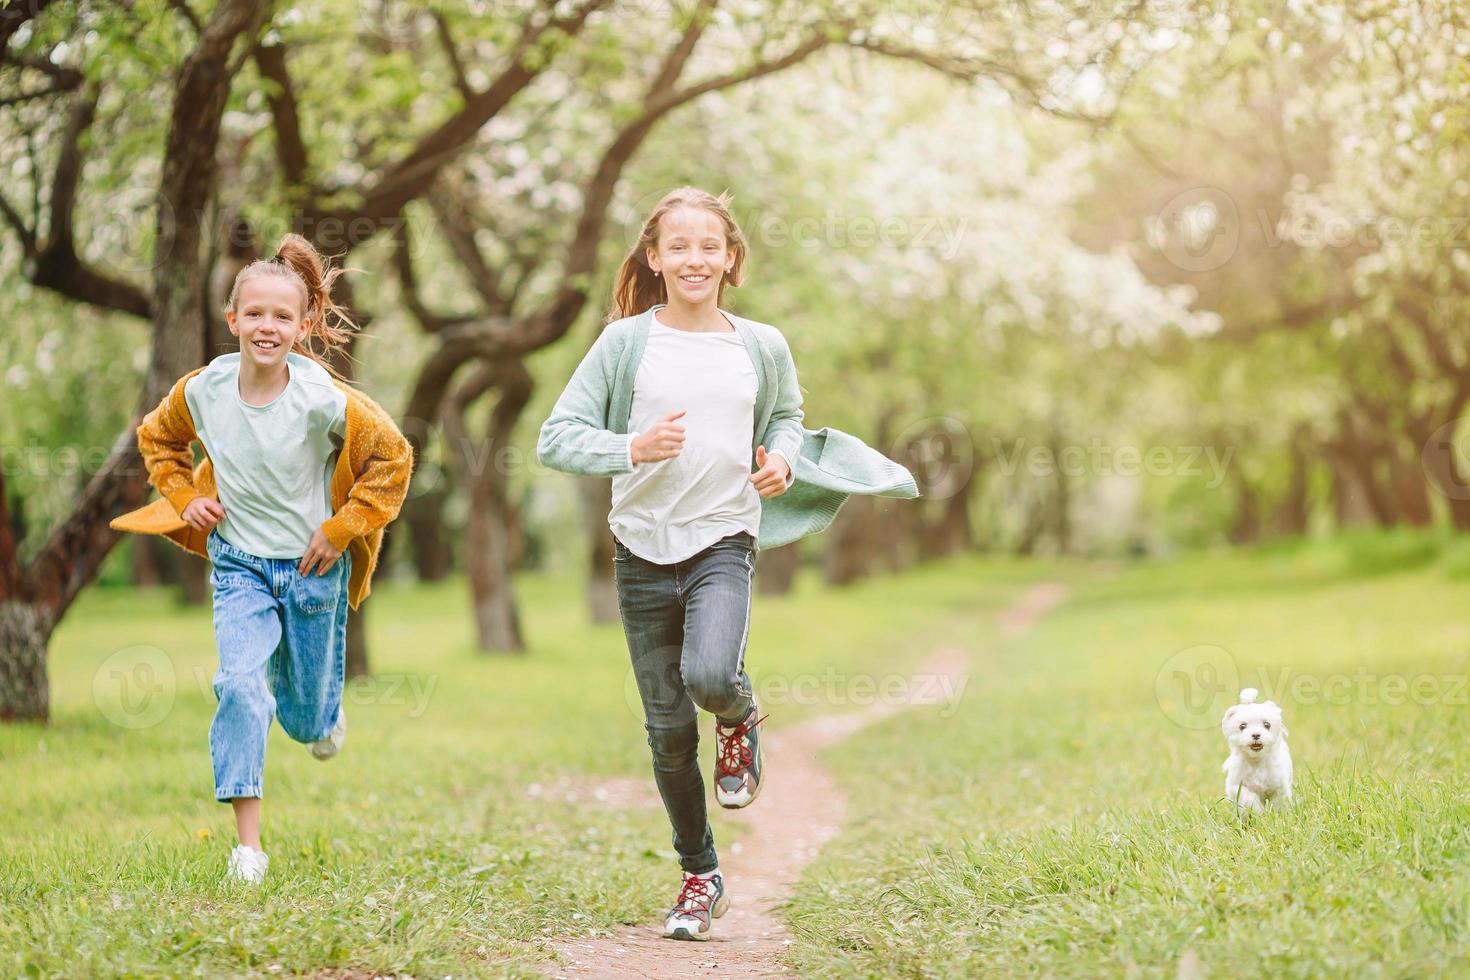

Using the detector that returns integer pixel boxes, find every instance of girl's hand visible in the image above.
[750,445,791,498]
[299,528,344,577]
[181,496,225,531]
[631,410,686,464]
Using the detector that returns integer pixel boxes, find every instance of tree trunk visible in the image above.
[0,601,50,722]
[871,501,906,574]
[179,552,210,604]
[466,479,524,651]
[755,542,799,596]
[1015,492,1047,556]
[1330,454,1379,527]
[1050,435,1072,554]
[915,459,977,559]
[1274,436,1310,536]
[579,477,619,624]
[1390,446,1432,527]
[346,606,368,679]
[823,495,876,586]
[131,536,163,588]
[441,358,532,652]
[868,409,911,574]
[1328,438,1396,527]
[938,479,975,552]
[403,481,453,581]
[1229,479,1261,544]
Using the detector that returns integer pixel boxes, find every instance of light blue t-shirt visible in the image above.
[184,352,347,559]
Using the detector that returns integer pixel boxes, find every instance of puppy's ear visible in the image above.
[1263,701,1288,737]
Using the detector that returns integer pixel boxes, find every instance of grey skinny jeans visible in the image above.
[613,529,757,874]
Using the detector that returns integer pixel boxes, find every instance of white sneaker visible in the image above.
[309,710,346,761]
[226,844,269,885]
[662,869,730,941]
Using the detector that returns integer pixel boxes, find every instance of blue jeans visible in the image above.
[206,529,351,802]
[613,529,757,874]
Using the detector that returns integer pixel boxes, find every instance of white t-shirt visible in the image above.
[608,311,789,564]
[185,352,347,559]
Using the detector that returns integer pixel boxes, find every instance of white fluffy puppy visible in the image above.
[1220,687,1292,812]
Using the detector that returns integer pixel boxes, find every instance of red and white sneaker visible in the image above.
[714,703,767,809]
[663,870,730,941]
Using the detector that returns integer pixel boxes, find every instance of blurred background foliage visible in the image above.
[3,0,1468,647]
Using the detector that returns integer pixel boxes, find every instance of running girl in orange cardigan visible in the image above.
[112,234,413,884]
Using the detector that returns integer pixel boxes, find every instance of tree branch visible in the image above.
[19,85,154,318]
[5,54,84,87]
[391,210,480,334]
[427,187,511,314]
[167,0,203,34]
[254,40,309,187]
[432,11,473,102]
[0,0,57,54]
[319,0,614,239]
[0,189,33,252]
[844,35,1118,126]
[1396,279,1468,383]
[528,25,833,350]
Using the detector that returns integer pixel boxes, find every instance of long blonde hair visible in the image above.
[607,187,748,323]
[224,232,359,372]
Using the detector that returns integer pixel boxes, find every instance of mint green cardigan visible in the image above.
[536,305,920,550]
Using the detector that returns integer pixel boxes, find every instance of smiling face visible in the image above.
[227,275,310,369]
[645,206,734,306]
[1222,700,1287,755]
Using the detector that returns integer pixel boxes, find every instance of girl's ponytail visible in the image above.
[606,187,747,323]
[224,232,360,375]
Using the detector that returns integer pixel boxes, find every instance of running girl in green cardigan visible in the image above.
[538,187,918,942]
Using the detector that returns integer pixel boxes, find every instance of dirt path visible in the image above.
[542,582,1066,979]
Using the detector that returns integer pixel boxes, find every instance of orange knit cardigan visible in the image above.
[110,366,414,610]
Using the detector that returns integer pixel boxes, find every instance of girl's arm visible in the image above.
[135,375,203,516]
[318,394,414,553]
[759,336,806,484]
[536,329,637,477]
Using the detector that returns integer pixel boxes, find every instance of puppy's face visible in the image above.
[1222,700,1287,755]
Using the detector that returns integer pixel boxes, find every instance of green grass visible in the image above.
[6,540,1469,976]
[0,552,1043,977]
[785,543,1470,978]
